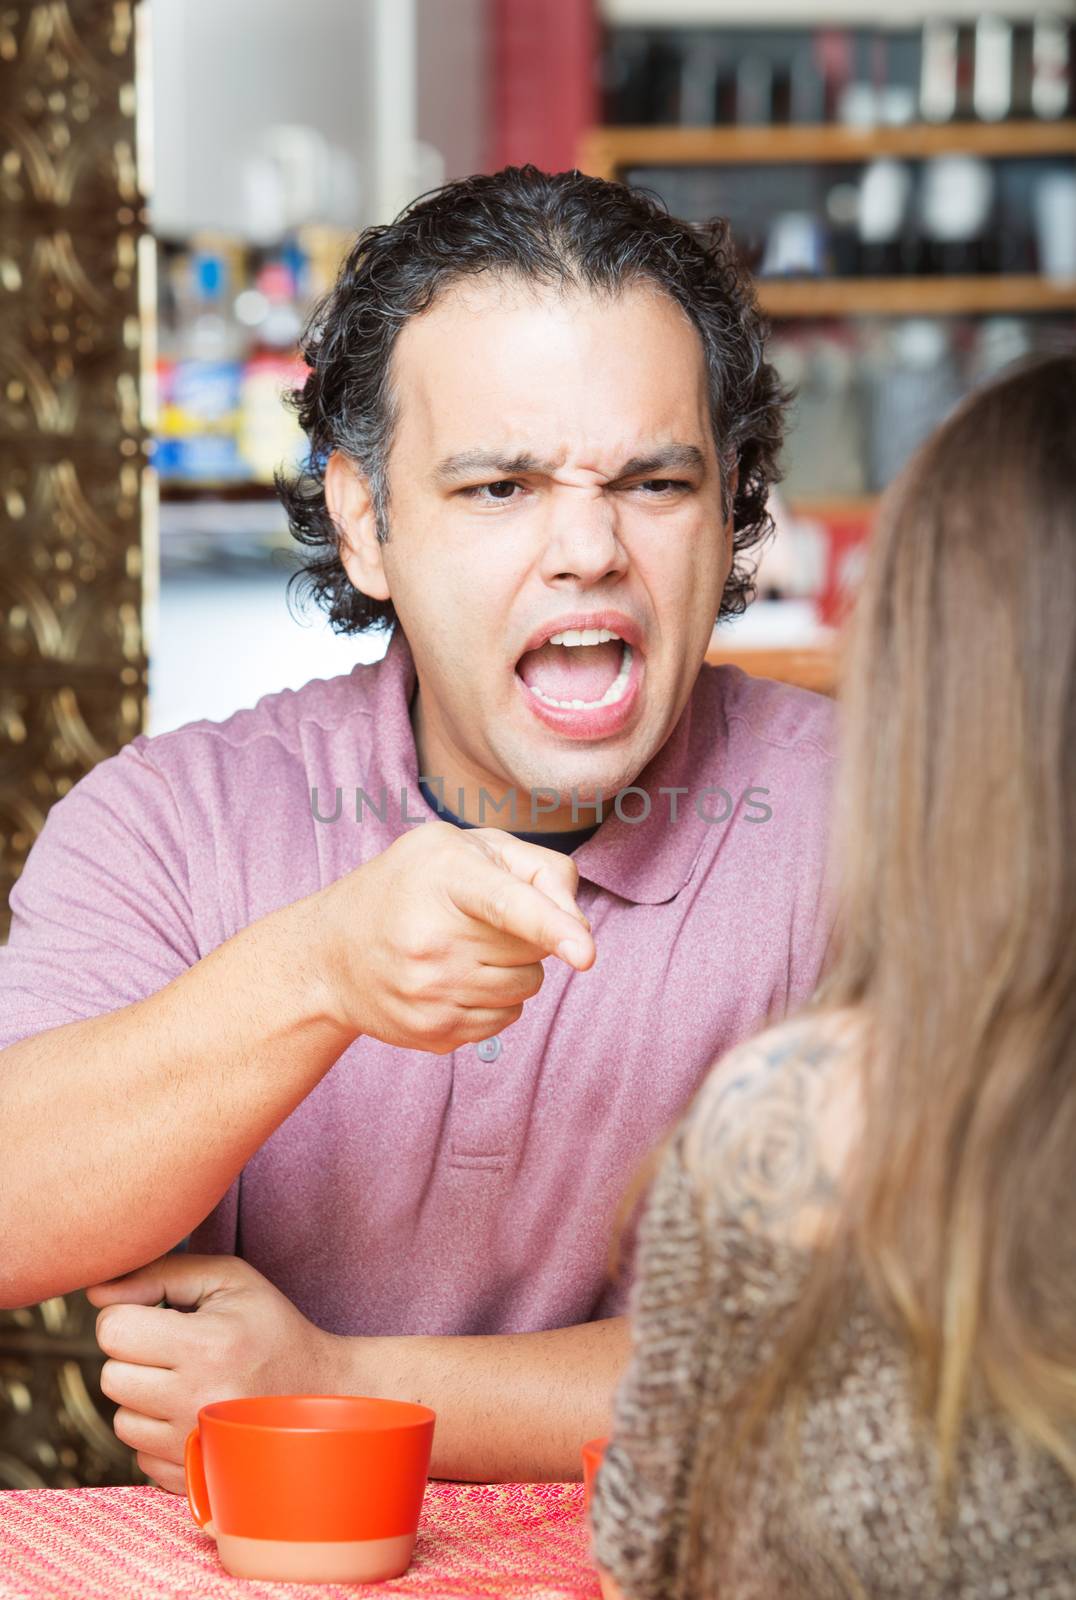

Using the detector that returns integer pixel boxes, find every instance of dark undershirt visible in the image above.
[417,779,600,855]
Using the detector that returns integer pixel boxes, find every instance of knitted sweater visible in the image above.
[589,1020,1076,1599]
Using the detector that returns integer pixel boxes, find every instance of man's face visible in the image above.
[337,275,734,825]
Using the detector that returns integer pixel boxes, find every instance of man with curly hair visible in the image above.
[0,168,836,1487]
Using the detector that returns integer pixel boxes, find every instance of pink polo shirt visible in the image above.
[1,628,836,1334]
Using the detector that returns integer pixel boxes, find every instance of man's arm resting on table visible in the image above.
[344,1314,631,1482]
[91,1253,631,1492]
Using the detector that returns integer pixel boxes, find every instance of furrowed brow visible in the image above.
[432,443,708,487]
[432,449,558,486]
[614,445,707,479]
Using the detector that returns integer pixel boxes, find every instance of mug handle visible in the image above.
[184,1428,211,1529]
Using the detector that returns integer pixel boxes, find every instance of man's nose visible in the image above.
[537,492,628,587]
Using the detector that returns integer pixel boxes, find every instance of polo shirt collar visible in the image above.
[367,626,722,907]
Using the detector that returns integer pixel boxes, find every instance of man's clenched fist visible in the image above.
[88,1255,344,1494]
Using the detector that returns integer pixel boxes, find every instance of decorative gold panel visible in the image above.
[0,0,150,930]
[0,0,151,1487]
[0,1293,136,1489]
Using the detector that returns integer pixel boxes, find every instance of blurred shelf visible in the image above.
[158,492,292,573]
[605,0,1062,21]
[580,119,1076,177]
[788,495,878,520]
[705,642,839,697]
[159,481,280,502]
[759,275,1076,317]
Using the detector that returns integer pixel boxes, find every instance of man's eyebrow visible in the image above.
[432,443,707,486]
[432,450,557,485]
[613,445,707,479]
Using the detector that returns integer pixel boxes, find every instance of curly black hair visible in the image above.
[279,164,788,634]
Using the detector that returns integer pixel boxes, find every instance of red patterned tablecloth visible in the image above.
[0,1482,601,1600]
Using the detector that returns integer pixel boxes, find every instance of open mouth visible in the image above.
[516,627,634,711]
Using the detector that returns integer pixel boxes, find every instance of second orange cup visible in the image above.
[582,1435,609,1511]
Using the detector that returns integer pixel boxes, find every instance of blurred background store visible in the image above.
[149,0,1076,731]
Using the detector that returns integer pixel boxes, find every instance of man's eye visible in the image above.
[463,480,521,503]
[634,479,689,495]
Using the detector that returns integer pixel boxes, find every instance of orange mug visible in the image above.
[582,1435,609,1512]
[184,1394,436,1584]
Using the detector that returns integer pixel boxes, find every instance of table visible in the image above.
[0,1482,602,1600]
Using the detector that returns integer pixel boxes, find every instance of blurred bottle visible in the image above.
[1031,15,1072,119]
[771,62,793,125]
[751,490,831,611]
[837,27,882,128]
[715,62,738,125]
[299,225,350,302]
[974,16,1013,122]
[154,251,180,479]
[769,326,866,500]
[918,155,997,274]
[826,181,861,276]
[882,28,923,121]
[857,158,914,275]
[955,23,977,120]
[967,317,1034,390]
[157,252,180,365]
[238,248,309,486]
[759,212,827,277]
[736,53,773,125]
[839,82,881,128]
[920,19,959,122]
[1011,23,1035,118]
[994,160,1039,272]
[878,85,917,126]
[789,44,825,123]
[601,30,682,123]
[677,34,722,126]
[601,29,642,123]
[1034,170,1076,280]
[162,249,247,483]
[863,320,962,491]
[640,34,683,123]
[815,29,853,122]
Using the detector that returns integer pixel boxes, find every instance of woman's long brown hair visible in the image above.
[686,353,1076,1564]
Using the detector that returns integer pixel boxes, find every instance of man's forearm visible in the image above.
[0,893,354,1308]
[343,1316,630,1481]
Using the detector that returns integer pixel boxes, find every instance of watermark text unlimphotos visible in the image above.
[309,781,773,827]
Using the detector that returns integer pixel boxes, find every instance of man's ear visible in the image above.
[325,452,391,603]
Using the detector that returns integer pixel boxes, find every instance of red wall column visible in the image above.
[490,0,600,174]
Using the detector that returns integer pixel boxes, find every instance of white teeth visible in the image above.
[548,626,620,647]
[528,644,634,711]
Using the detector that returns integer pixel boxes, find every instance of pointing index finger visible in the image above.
[468,829,591,931]
[452,854,595,970]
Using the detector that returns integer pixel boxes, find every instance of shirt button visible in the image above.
[476,1036,502,1063]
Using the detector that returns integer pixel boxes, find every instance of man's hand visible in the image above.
[313,820,596,1054]
[87,1254,344,1494]
[88,1250,629,1486]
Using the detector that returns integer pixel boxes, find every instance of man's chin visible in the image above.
[499,742,659,819]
